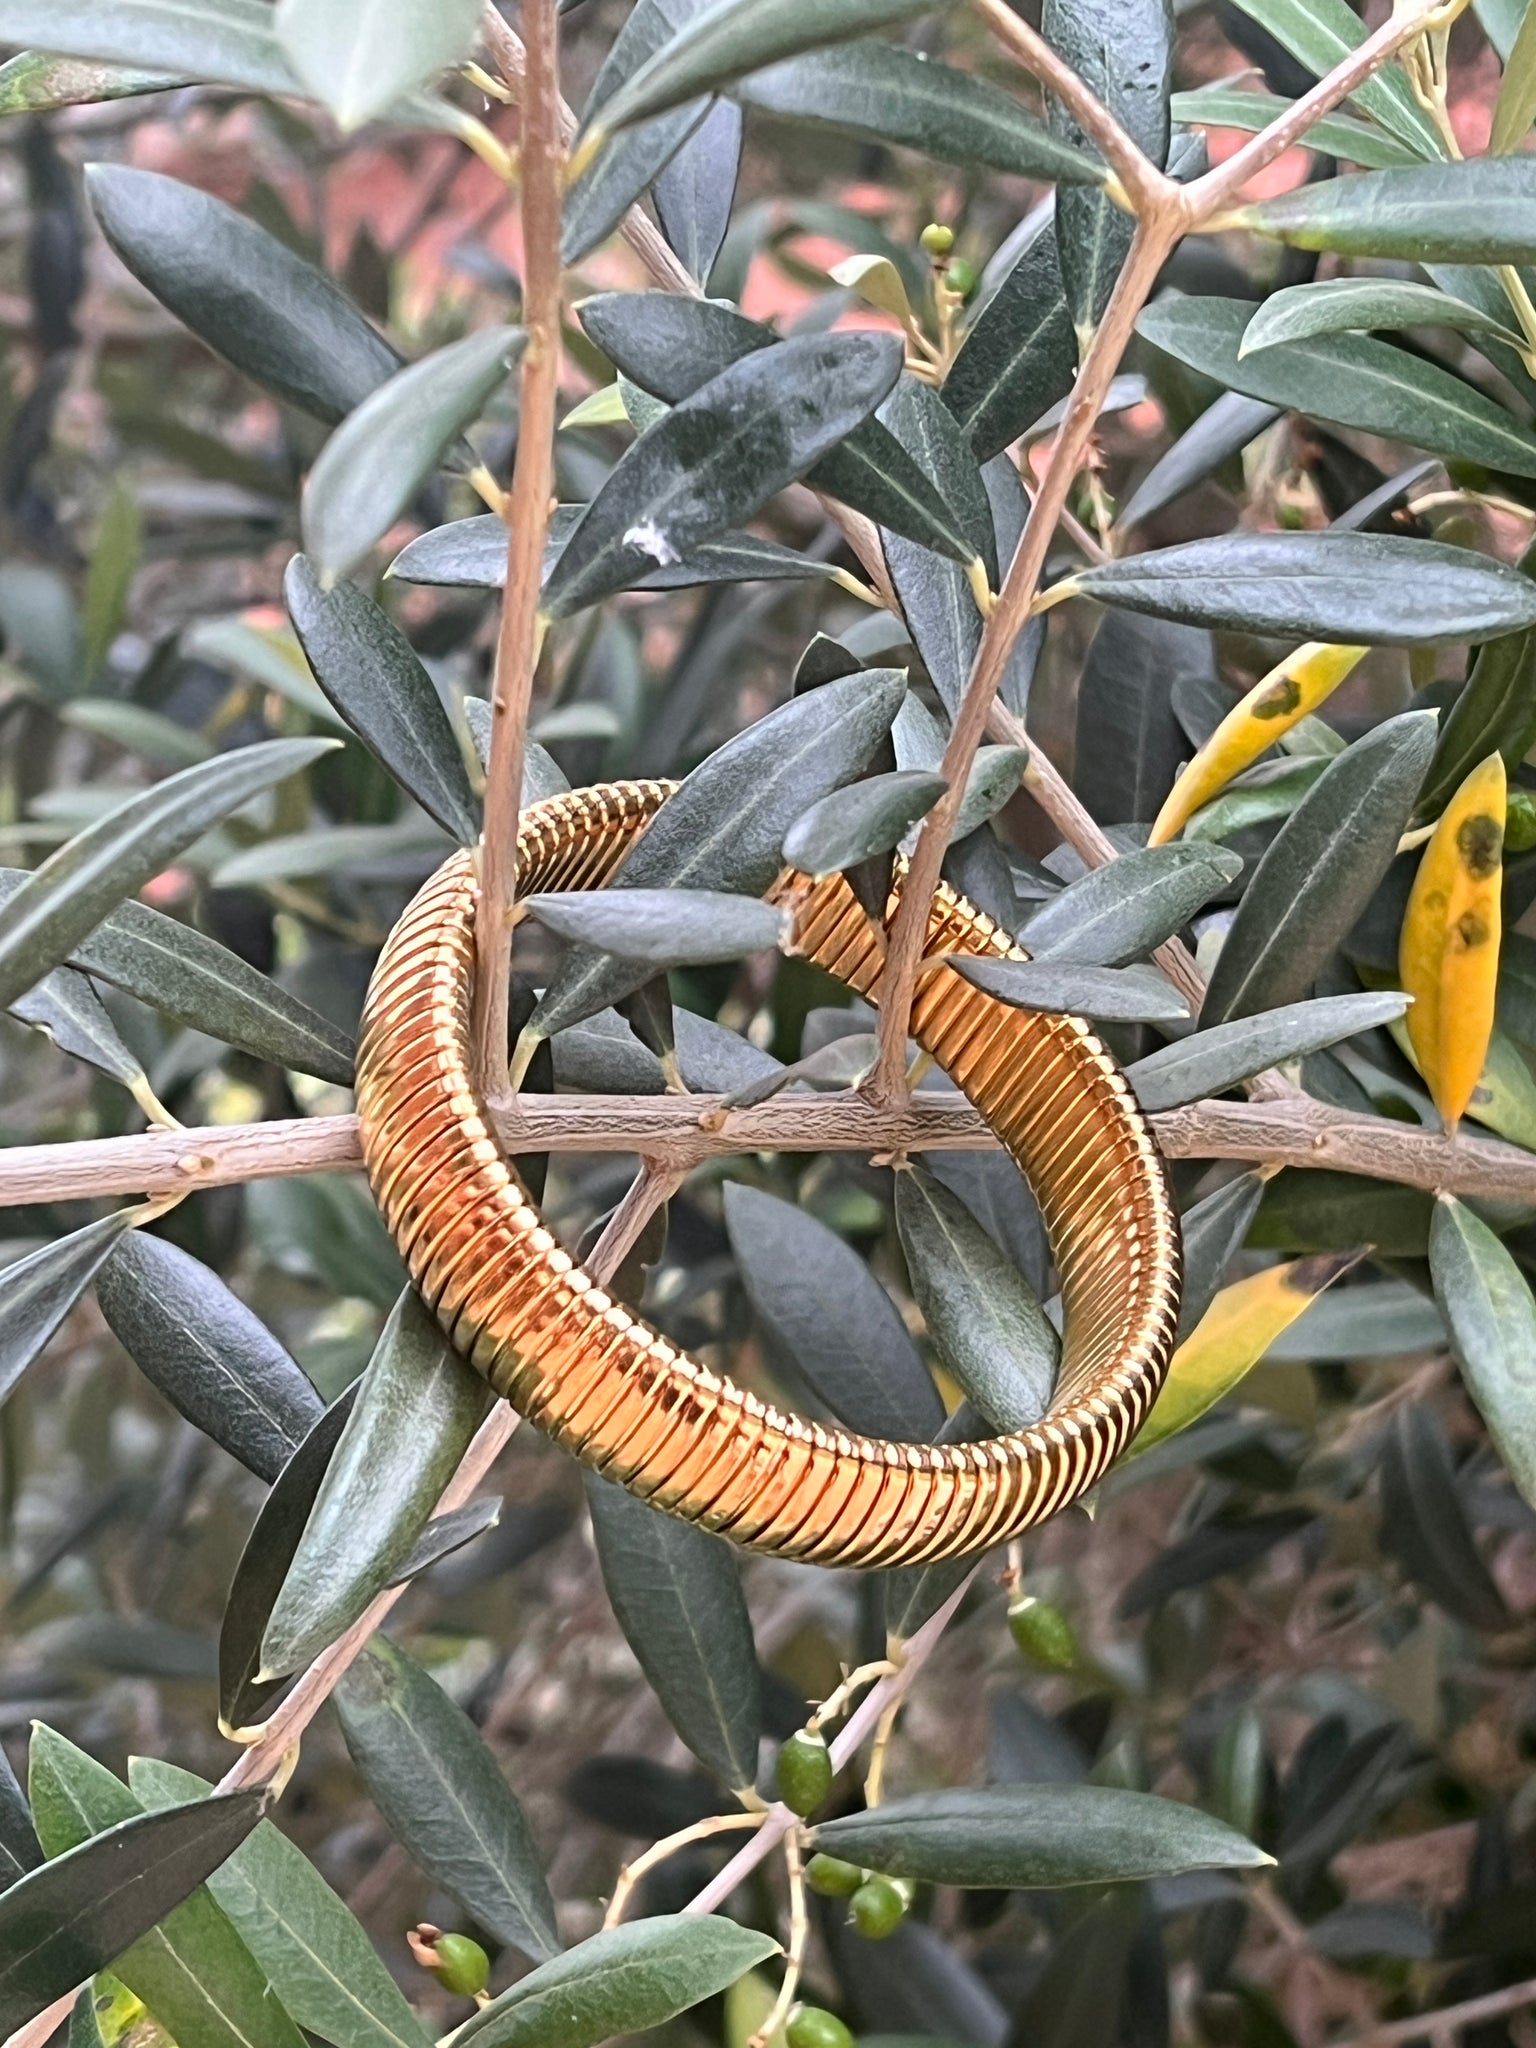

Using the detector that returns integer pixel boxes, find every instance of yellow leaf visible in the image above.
[1149,642,1367,847]
[828,253,914,326]
[1400,751,1506,1132]
[1132,1250,1362,1456]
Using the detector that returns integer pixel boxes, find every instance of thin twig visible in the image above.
[869,220,1179,1105]
[604,1811,765,1928]
[8,1091,1536,1203]
[585,1159,686,1287]
[1185,0,1450,217]
[683,1568,979,1916]
[971,0,1175,214]
[476,7,899,610]
[1342,1975,1536,2047]
[473,0,564,1106]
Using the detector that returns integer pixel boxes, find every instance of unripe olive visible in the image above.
[777,1729,833,1817]
[1507,787,1536,853]
[786,2007,855,2048]
[920,222,955,256]
[1008,1594,1077,1671]
[849,1874,908,1939]
[430,1933,490,1998]
[805,1852,865,1898]
[943,256,978,300]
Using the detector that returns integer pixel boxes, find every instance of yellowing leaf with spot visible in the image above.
[1149,642,1367,847]
[829,253,914,326]
[1131,1250,1363,1456]
[1400,752,1506,1131]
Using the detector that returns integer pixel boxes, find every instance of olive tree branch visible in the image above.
[215,1402,522,1789]
[7,1092,1536,1203]
[473,0,564,1106]
[869,219,1179,1106]
[872,0,1456,1103]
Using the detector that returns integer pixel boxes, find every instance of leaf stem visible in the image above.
[751,1831,808,2048]
[473,0,564,1110]
[603,1810,766,1929]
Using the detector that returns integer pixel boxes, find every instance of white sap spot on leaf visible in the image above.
[623,518,681,566]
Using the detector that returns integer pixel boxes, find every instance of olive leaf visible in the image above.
[0,1788,267,2037]
[1072,533,1536,646]
[449,1918,779,2048]
[1176,1173,1266,1340]
[273,0,482,131]
[220,1389,358,1732]
[724,1180,944,1441]
[542,330,901,616]
[391,508,832,592]
[1138,295,1536,481]
[258,1290,491,1679]
[1236,158,1536,264]
[1127,992,1410,1112]
[95,1232,323,1483]
[943,217,1077,461]
[737,40,1105,183]
[1238,278,1526,360]
[0,1212,139,1405]
[783,770,947,877]
[814,1784,1270,1887]
[0,738,337,1011]
[85,166,401,423]
[1045,0,1172,335]
[586,1473,763,1792]
[525,889,789,966]
[301,325,524,578]
[333,1638,560,1961]
[563,0,717,266]
[582,0,947,141]
[1021,844,1242,967]
[949,957,1191,1023]
[654,99,742,282]
[284,560,481,844]
[895,1162,1058,1431]
[10,963,150,1098]
[577,292,976,559]
[1429,1196,1536,1510]
[1202,714,1437,1024]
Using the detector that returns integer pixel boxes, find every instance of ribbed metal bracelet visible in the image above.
[355,782,1181,1568]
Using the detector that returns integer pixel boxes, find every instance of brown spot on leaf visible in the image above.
[1456,813,1503,880]
[1253,677,1303,721]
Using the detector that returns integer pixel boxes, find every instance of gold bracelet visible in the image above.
[355,782,1180,1568]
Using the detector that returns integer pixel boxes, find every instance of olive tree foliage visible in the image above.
[0,0,1535,2043]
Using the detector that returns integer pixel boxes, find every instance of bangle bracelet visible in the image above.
[356,782,1180,1569]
